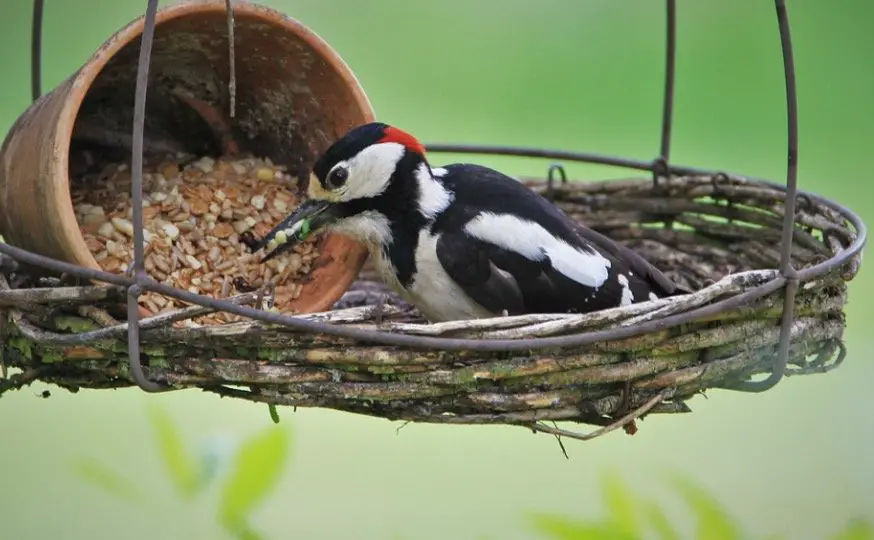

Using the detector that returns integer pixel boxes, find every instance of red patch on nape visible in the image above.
[379,125,426,156]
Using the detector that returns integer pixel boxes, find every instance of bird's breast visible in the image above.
[363,229,496,322]
[406,230,495,322]
[369,243,409,299]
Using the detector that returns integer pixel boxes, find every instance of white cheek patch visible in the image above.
[341,142,406,200]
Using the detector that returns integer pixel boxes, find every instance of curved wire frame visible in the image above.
[6,0,867,395]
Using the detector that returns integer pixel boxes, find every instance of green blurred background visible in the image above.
[1,1,873,539]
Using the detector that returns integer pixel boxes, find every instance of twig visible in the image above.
[395,421,411,435]
[482,270,776,339]
[256,281,275,310]
[289,304,406,323]
[0,309,7,379]
[528,391,667,441]
[0,274,12,377]
[0,368,44,397]
[0,285,124,306]
[77,305,120,328]
[12,291,260,345]
[225,0,237,118]
[380,311,574,336]
[547,422,570,460]
[0,273,52,317]
[619,270,773,327]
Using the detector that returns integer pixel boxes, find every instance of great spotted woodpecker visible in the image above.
[258,122,685,322]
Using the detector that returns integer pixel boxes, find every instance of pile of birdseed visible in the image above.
[73,153,321,325]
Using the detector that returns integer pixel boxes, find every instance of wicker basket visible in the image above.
[1,172,860,439]
[0,0,866,442]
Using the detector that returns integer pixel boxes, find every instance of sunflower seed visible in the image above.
[76,153,319,322]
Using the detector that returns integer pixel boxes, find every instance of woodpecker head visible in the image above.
[258,122,443,261]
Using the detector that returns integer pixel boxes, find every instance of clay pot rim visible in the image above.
[54,0,376,276]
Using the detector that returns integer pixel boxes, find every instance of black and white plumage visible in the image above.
[258,122,686,322]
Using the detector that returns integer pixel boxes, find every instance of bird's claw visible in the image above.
[256,281,277,311]
[373,294,388,325]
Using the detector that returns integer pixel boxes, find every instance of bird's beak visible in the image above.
[257,199,339,262]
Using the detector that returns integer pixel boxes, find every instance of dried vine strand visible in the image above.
[0,307,7,379]
[0,285,124,306]
[528,391,668,442]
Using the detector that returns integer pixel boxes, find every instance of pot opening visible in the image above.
[65,6,372,322]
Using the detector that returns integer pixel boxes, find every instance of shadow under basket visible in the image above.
[0,173,862,439]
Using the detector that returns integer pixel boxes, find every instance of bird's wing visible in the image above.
[568,221,689,295]
[432,163,685,315]
[435,231,527,316]
[435,222,645,316]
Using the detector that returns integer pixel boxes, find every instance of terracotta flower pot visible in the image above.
[0,0,374,314]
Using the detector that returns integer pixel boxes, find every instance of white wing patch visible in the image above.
[431,167,449,178]
[617,274,634,306]
[464,212,612,288]
[415,163,453,219]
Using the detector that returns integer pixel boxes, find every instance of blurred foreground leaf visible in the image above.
[668,476,743,540]
[72,457,145,504]
[832,519,874,540]
[218,424,290,532]
[529,471,874,540]
[228,523,267,540]
[530,513,635,540]
[641,499,680,540]
[601,471,639,537]
[147,404,200,499]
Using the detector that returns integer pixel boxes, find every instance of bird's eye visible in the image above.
[326,166,349,189]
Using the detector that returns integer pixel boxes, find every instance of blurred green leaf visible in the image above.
[641,499,680,540]
[147,405,200,499]
[71,457,145,505]
[530,513,635,540]
[527,472,871,540]
[831,519,874,540]
[218,424,290,531]
[670,476,743,540]
[228,523,266,540]
[601,472,638,537]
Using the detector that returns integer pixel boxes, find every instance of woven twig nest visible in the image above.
[0,173,860,439]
